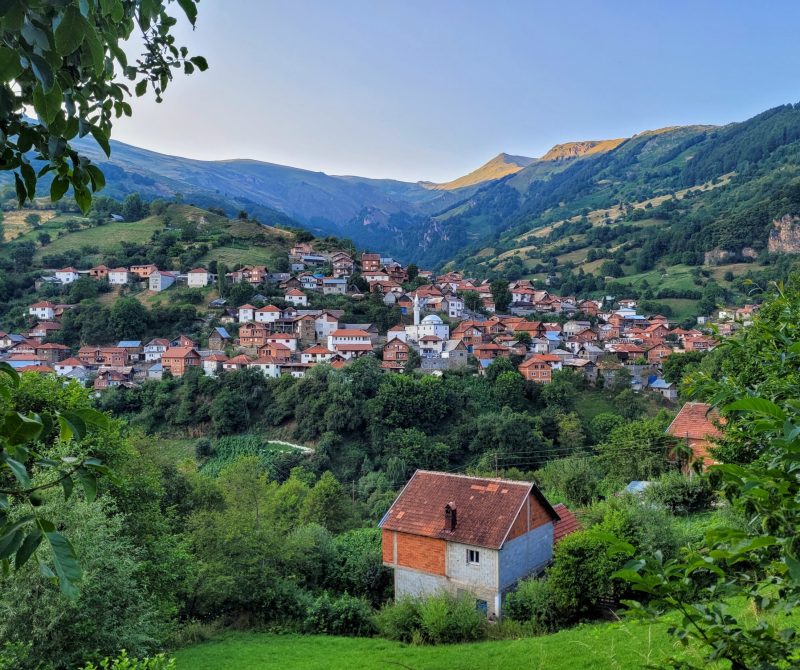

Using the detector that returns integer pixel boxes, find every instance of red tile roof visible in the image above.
[667,402,724,441]
[331,329,371,337]
[552,504,581,544]
[381,470,558,550]
[163,347,199,359]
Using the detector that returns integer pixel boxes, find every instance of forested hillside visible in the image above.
[443,104,800,277]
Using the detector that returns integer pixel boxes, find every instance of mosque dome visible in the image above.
[421,314,443,325]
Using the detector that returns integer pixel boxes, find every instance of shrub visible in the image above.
[547,531,616,622]
[643,471,715,515]
[537,455,602,506]
[80,651,176,670]
[376,597,421,643]
[377,594,487,645]
[304,593,376,637]
[502,578,557,633]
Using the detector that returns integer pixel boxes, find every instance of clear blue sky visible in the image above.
[114,1,800,182]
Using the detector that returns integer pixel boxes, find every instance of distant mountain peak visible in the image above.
[540,138,627,161]
[422,152,536,191]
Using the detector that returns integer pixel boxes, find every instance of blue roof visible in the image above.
[214,327,231,338]
[545,332,561,341]
[625,480,652,494]
[9,334,25,343]
[117,340,141,347]
[650,378,672,389]
[149,362,163,372]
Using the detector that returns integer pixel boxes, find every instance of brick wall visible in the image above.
[395,532,446,575]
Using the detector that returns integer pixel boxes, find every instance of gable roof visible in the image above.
[667,402,724,441]
[380,470,558,550]
[552,503,582,543]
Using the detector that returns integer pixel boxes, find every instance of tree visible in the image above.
[462,290,482,312]
[406,263,419,281]
[122,193,147,222]
[110,297,149,340]
[24,213,41,227]
[596,416,675,486]
[490,279,512,312]
[0,1,206,211]
[36,231,51,246]
[300,471,350,533]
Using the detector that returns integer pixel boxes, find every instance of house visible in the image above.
[361,253,382,272]
[300,345,335,365]
[265,332,299,352]
[445,295,464,319]
[187,268,212,288]
[328,329,373,354]
[649,378,678,401]
[78,346,127,367]
[382,337,411,372]
[363,270,390,284]
[116,340,143,363]
[161,347,201,376]
[647,343,674,364]
[6,353,47,369]
[108,267,130,285]
[666,402,724,469]
[380,470,563,619]
[239,322,270,348]
[54,357,86,377]
[27,321,61,341]
[285,289,308,307]
[208,327,232,350]
[227,265,269,285]
[254,305,282,324]
[149,270,176,292]
[332,253,355,277]
[223,354,252,372]
[55,267,80,284]
[93,369,132,390]
[683,336,717,352]
[202,353,228,377]
[34,342,70,363]
[299,274,320,291]
[238,304,256,323]
[29,301,57,321]
[518,355,556,384]
[552,504,582,544]
[321,277,347,295]
[130,264,158,279]
[144,338,170,362]
[89,265,108,280]
[248,356,281,378]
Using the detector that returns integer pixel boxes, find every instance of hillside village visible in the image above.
[3,238,758,464]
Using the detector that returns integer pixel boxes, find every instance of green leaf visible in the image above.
[19,163,36,199]
[73,185,91,214]
[189,55,208,71]
[0,529,23,560]
[76,467,97,503]
[89,125,110,157]
[15,529,42,569]
[135,78,147,97]
[0,46,22,82]
[58,412,87,442]
[86,165,106,191]
[51,176,69,202]
[55,5,87,56]
[3,411,44,445]
[14,172,26,206]
[61,473,74,501]
[83,22,105,74]
[2,456,30,488]
[38,560,56,578]
[29,53,55,91]
[177,0,198,26]
[724,397,785,420]
[45,532,81,598]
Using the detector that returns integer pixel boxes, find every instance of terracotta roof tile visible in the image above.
[381,470,557,550]
[667,402,724,441]
[552,503,581,543]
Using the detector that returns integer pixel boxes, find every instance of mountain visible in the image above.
[420,153,535,191]
[540,139,626,161]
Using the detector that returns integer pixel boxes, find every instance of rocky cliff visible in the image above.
[768,214,800,254]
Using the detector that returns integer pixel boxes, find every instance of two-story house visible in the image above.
[381,470,562,619]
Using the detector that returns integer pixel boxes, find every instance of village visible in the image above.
[1,240,760,404]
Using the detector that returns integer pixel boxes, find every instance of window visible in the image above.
[467,549,480,565]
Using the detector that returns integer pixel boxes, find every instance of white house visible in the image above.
[266,333,299,352]
[28,301,56,321]
[445,295,464,319]
[108,268,129,285]
[187,268,212,288]
[144,338,170,362]
[314,312,340,342]
[255,305,282,324]
[248,356,281,378]
[55,267,80,284]
[327,329,373,358]
[322,277,347,295]
[285,289,308,307]
[149,271,176,292]
[238,304,256,323]
[54,357,86,377]
[300,345,334,364]
[405,296,450,344]
[202,353,228,377]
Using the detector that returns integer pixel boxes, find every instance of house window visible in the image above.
[467,549,480,565]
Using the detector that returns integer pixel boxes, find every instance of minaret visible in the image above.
[413,293,420,326]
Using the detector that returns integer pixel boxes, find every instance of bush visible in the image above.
[643,471,715,515]
[502,579,557,633]
[376,597,421,643]
[80,651,176,670]
[377,594,486,645]
[303,593,376,637]
[537,456,602,506]
[547,531,616,622]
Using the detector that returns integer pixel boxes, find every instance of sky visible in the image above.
[113,1,800,183]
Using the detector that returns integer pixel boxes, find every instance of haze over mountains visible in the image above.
[16,102,800,271]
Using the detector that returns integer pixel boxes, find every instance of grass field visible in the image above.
[172,620,699,670]
[33,218,165,260]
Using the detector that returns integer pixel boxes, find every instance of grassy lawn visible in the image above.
[172,620,700,670]
[198,245,279,267]
[575,391,617,422]
[33,217,165,260]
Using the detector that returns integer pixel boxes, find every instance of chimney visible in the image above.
[444,502,457,531]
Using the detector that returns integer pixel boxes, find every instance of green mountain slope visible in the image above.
[421,152,536,190]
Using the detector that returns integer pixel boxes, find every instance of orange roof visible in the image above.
[30,301,56,308]
[57,357,83,366]
[331,329,371,337]
[303,345,333,354]
[18,365,54,373]
[667,402,724,441]
[381,471,558,550]
[188,268,208,273]
[256,305,281,312]
[163,347,199,358]
[204,353,228,362]
[238,304,256,310]
[225,354,253,365]
[552,503,582,543]
[285,289,305,296]
[250,356,278,365]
